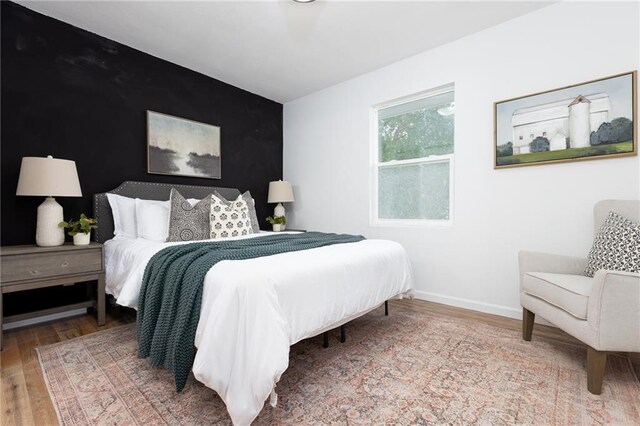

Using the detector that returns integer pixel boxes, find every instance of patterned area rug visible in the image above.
[36,308,640,425]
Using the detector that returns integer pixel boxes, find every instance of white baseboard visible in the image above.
[412,290,555,326]
[413,290,522,320]
[3,308,88,331]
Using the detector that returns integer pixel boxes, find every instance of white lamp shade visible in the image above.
[267,180,294,203]
[16,156,82,197]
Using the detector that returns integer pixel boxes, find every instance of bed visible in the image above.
[94,181,414,425]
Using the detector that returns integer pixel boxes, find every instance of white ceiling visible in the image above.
[17,1,552,103]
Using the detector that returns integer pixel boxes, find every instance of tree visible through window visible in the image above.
[373,86,454,223]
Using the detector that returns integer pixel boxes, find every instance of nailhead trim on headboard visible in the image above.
[93,181,241,243]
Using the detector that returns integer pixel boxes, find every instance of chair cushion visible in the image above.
[523,272,594,320]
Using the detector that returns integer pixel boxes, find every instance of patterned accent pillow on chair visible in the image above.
[166,189,212,242]
[210,193,255,239]
[584,211,640,277]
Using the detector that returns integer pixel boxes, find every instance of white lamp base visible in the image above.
[274,203,286,230]
[274,203,285,217]
[36,197,65,247]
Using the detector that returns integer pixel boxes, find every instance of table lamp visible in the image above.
[16,155,82,246]
[267,180,294,218]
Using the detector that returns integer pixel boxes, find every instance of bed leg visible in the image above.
[385,300,389,316]
[340,325,346,343]
[323,332,329,349]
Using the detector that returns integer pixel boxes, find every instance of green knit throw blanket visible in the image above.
[137,231,365,392]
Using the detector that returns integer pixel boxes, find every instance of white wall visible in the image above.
[283,2,640,319]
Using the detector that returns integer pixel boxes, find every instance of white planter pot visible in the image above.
[272,224,282,232]
[73,232,91,246]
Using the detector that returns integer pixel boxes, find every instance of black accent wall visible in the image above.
[1,1,283,247]
[1,2,283,315]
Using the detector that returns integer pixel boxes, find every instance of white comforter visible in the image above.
[105,232,414,425]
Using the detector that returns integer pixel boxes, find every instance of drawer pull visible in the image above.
[61,261,69,268]
[30,270,41,276]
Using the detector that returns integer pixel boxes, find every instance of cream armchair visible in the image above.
[519,200,640,395]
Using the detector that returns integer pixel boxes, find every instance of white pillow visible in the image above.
[135,197,202,242]
[135,199,170,242]
[106,193,137,239]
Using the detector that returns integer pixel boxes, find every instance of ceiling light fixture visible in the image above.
[293,0,316,3]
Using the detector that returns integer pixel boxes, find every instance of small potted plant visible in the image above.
[59,214,98,245]
[266,215,286,232]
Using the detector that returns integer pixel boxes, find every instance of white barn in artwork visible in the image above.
[510,93,611,155]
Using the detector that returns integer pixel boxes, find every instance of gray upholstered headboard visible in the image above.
[93,181,241,243]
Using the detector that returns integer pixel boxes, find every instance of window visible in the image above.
[372,85,454,225]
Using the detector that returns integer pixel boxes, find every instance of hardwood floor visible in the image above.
[1,307,135,426]
[1,299,638,425]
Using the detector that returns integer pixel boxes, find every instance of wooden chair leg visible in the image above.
[340,325,346,343]
[522,307,535,341]
[323,332,329,349]
[587,347,607,395]
[385,300,389,316]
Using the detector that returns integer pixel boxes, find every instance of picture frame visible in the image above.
[147,110,221,179]
[494,71,637,169]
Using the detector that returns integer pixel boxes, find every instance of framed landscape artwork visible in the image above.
[494,71,636,169]
[147,111,221,179]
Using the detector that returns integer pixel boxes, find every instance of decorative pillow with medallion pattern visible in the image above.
[210,193,255,239]
[166,189,212,242]
[584,211,640,277]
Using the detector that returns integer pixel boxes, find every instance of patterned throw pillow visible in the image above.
[584,211,640,277]
[166,189,212,242]
[210,193,255,239]
[212,190,260,233]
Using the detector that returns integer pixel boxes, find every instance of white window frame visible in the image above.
[370,85,455,228]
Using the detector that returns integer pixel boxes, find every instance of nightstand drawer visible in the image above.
[1,249,102,283]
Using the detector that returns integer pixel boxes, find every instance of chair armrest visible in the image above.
[588,270,640,351]
[518,251,588,286]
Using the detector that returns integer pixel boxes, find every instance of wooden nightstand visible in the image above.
[0,242,105,350]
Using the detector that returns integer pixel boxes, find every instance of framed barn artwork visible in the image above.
[494,71,636,169]
[147,111,221,179]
